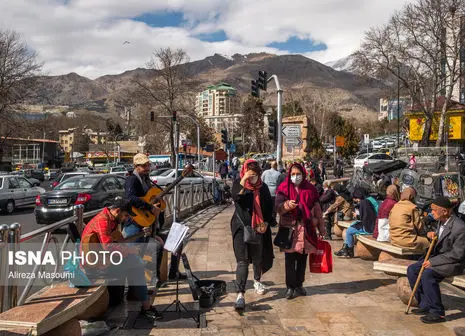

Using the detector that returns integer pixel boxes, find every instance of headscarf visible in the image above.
[386,185,400,201]
[276,162,319,246]
[400,187,416,202]
[239,159,265,231]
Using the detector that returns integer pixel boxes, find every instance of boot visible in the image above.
[334,243,352,258]
[324,220,333,240]
[347,246,354,258]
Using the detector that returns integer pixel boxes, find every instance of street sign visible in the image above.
[335,136,345,147]
[285,137,302,147]
[364,134,370,145]
[282,125,301,138]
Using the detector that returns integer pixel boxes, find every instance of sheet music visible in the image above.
[164,222,189,252]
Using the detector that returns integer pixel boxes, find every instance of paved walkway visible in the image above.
[108,205,465,336]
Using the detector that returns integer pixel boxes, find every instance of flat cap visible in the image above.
[432,196,453,209]
[133,153,150,166]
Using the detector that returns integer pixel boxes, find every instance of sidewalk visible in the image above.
[109,205,465,336]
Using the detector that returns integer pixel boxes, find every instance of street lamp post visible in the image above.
[397,61,400,149]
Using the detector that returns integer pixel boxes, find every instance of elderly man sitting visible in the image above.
[407,197,465,324]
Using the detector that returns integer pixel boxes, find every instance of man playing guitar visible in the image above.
[124,154,184,285]
[79,198,162,321]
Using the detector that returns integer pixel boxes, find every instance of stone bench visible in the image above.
[355,235,424,261]
[0,282,108,336]
[334,220,352,238]
[373,257,465,305]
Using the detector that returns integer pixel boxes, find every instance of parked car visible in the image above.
[353,153,394,169]
[0,175,46,214]
[45,169,60,181]
[150,168,171,178]
[109,166,128,177]
[150,168,214,187]
[49,172,90,190]
[35,174,126,224]
[28,169,45,182]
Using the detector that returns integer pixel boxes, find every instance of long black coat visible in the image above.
[429,215,465,277]
[231,179,274,274]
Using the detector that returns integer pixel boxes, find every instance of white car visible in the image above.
[150,169,214,187]
[109,166,128,177]
[354,153,394,169]
[0,175,46,214]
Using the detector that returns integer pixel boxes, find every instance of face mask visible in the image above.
[250,176,259,184]
[291,175,303,185]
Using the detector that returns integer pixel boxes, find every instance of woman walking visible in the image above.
[276,162,325,299]
[231,159,274,310]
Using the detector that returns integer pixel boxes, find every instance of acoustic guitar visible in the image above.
[130,164,194,227]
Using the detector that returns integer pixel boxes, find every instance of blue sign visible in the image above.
[229,144,236,153]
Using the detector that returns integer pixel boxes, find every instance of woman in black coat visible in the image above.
[231,159,274,310]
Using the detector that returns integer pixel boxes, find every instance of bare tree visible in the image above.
[0,30,42,156]
[240,96,267,153]
[133,48,190,165]
[354,0,464,146]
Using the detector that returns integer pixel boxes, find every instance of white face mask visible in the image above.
[291,174,303,185]
[250,176,259,184]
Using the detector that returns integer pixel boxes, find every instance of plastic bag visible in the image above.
[309,239,333,273]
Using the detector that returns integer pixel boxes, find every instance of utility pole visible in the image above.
[173,111,179,223]
[396,59,400,149]
[266,75,283,168]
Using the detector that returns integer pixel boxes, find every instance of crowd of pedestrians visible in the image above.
[228,157,465,325]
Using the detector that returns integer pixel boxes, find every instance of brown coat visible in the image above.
[326,195,353,220]
[388,200,429,251]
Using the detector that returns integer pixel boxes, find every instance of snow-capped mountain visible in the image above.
[325,55,355,73]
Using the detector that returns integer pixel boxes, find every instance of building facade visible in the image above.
[378,97,412,121]
[59,128,108,155]
[195,82,241,132]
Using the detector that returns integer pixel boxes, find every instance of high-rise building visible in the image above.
[195,82,241,132]
[448,13,465,104]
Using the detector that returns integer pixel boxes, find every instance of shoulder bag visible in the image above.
[235,212,261,245]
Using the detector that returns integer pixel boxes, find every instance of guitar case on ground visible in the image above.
[181,253,227,308]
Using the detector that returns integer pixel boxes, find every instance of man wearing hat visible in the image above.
[407,196,465,324]
[80,198,162,321]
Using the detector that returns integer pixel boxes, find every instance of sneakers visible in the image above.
[140,306,163,320]
[234,294,245,310]
[254,280,267,295]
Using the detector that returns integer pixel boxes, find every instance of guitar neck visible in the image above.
[155,170,190,200]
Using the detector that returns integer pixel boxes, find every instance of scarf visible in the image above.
[240,159,265,230]
[276,162,319,245]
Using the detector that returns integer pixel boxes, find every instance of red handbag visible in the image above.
[309,239,333,273]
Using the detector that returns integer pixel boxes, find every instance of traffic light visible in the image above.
[251,80,259,98]
[268,119,277,140]
[221,129,228,144]
[172,111,177,122]
[150,111,154,121]
[258,70,267,91]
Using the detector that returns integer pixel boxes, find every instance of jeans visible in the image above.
[105,254,148,302]
[233,229,263,293]
[407,260,445,316]
[345,226,368,248]
[285,252,307,289]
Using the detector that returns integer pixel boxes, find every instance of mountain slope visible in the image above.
[23,53,388,117]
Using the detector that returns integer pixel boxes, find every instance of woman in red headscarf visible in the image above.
[276,162,325,299]
[231,159,274,310]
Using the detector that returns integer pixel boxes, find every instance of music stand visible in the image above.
[162,240,200,326]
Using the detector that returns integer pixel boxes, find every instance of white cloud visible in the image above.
[0,0,414,78]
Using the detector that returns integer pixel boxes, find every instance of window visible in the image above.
[8,178,19,189]
[18,178,32,189]
[56,177,96,190]
[115,176,126,189]
[103,177,119,191]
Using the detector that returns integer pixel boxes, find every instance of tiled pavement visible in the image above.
[107,205,465,336]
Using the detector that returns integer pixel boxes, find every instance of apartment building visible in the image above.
[195,82,241,132]
[59,128,108,154]
[378,97,412,121]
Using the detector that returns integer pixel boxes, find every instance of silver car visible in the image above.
[0,175,46,214]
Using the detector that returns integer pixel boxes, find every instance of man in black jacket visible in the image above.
[407,197,465,324]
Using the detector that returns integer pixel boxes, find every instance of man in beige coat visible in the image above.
[388,187,429,251]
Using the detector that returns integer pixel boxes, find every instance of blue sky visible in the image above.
[0,0,412,78]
